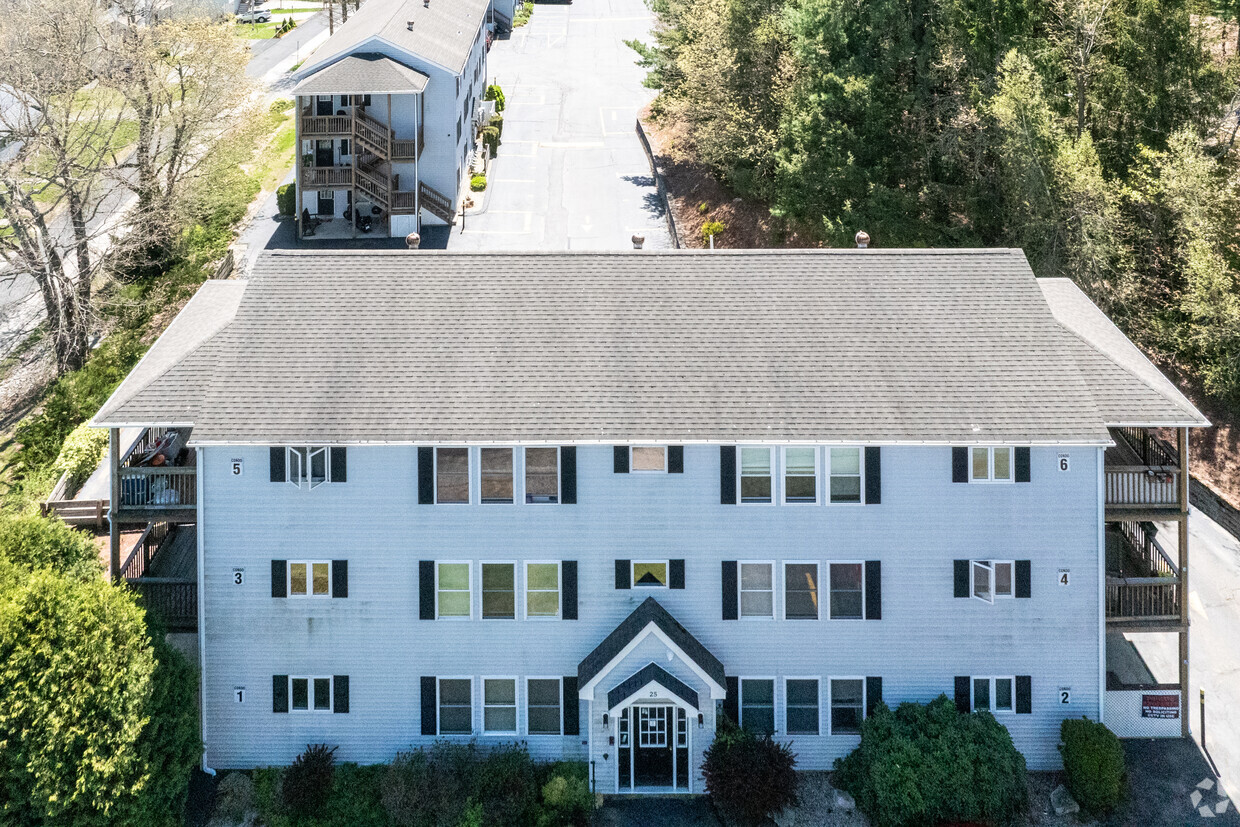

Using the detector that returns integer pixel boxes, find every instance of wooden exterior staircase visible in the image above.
[419,181,455,223]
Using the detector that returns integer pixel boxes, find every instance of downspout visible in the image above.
[414,94,420,232]
[1178,427,1190,737]
[109,427,121,581]
[295,98,303,241]
[196,445,209,770]
[1097,445,1105,724]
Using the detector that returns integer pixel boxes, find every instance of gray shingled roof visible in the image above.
[293,54,429,96]
[580,598,727,690]
[607,663,700,711]
[94,280,246,426]
[296,0,488,79]
[1038,279,1207,427]
[92,249,1203,444]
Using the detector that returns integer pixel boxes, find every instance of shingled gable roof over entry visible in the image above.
[95,248,1177,446]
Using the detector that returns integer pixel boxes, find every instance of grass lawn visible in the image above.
[513,0,532,26]
[235,20,281,38]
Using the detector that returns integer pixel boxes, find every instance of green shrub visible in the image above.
[538,771,593,827]
[485,83,506,112]
[702,717,798,826]
[282,743,337,818]
[474,744,540,825]
[491,112,503,138]
[0,513,99,581]
[270,98,294,114]
[51,422,108,487]
[1060,718,1125,813]
[834,696,1028,827]
[277,182,296,216]
[481,125,500,157]
[471,175,487,192]
[701,220,725,244]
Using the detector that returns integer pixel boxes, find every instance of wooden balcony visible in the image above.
[299,108,423,160]
[300,113,352,136]
[391,190,417,214]
[302,166,353,189]
[1105,521,1183,630]
[1104,427,1185,520]
[114,427,196,523]
[121,522,197,632]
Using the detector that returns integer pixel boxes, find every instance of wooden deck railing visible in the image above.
[419,180,455,222]
[130,579,197,632]
[354,111,391,158]
[1115,521,1178,578]
[1105,466,1181,508]
[1106,576,1181,623]
[392,136,422,160]
[302,167,353,188]
[117,466,196,510]
[355,165,389,204]
[119,521,170,581]
[300,115,352,136]
[391,190,417,213]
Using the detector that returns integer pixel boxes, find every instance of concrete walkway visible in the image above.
[449,0,672,250]
[594,796,720,826]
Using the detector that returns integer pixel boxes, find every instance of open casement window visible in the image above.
[783,447,818,504]
[289,561,331,597]
[739,447,773,504]
[739,562,774,618]
[740,678,775,735]
[828,563,864,619]
[524,447,560,503]
[784,562,819,620]
[527,678,562,734]
[480,448,514,503]
[785,679,820,735]
[287,447,329,489]
[291,676,333,712]
[631,446,666,473]
[436,448,470,503]
[632,561,668,588]
[525,562,561,618]
[973,677,1015,712]
[483,678,517,734]
[481,563,516,619]
[971,560,1013,603]
[436,562,471,618]
[971,447,1013,482]
[438,678,473,734]
[830,678,864,734]
[828,447,863,503]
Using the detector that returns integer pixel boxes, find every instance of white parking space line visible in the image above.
[539,141,605,148]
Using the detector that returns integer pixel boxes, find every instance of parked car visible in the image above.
[236,7,270,22]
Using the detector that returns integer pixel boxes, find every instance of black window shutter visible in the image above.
[419,561,435,620]
[954,676,971,713]
[668,446,684,474]
[560,447,577,504]
[417,447,434,504]
[332,560,348,598]
[866,677,883,716]
[615,560,631,589]
[333,675,349,713]
[271,560,287,598]
[613,446,629,473]
[724,676,740,725]
[720,446,736,505]
[563,677,579,735]
[864,447,882,504]
[864,561,882,620]
[721,561,738,620]
[953,560,969,598]
[562,561,578,620]
[1015,560,1031,599]
[273,675,289,713]
[1016,675,1032,714]
[952,447,968,483]
[669,559,685,589]
[1015,447,1031,483]
[270,447,285,482]
[420,676,437,734]
[330,447,347,483]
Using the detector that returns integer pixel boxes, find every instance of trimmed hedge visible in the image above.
[277,182,296,216]
[1060,718,1125,813]
[834,695,1029,827]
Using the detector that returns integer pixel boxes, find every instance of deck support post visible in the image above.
[1177,426,1190,737]
[108,427,121,582]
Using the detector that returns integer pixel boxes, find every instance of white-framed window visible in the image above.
[524,447,559,503]
[436,562,471,618]
[290,675,333,712]
[828,562,864,620]
[288,560,331,597]
[971,560,1014,603]
[785,678,820,735]
[438,677,473,734]
[739,447,774,504]
[827,447,863,504]
[480,447,514,504]
[638,705,669,747]
[481,562,516,619]
[435,447,470,503]
[630,446,667,473]
[525,562,561,619]
[783,447,818,504]
[739,561,775,619]
[740,677,775,735]
[784,561,819,620]
[632,560,669,588]
[829,677,865,734]
[287,446,332,489]
[482,677,518,734]
[973,676,1015,713]
[526,677,562,735]
[971,447,1013,483]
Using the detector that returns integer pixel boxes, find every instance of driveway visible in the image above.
[450,0,672,251]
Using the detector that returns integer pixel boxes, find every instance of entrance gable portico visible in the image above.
[607,663,700,712]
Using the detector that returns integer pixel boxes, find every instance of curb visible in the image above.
[635,117,680,249]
